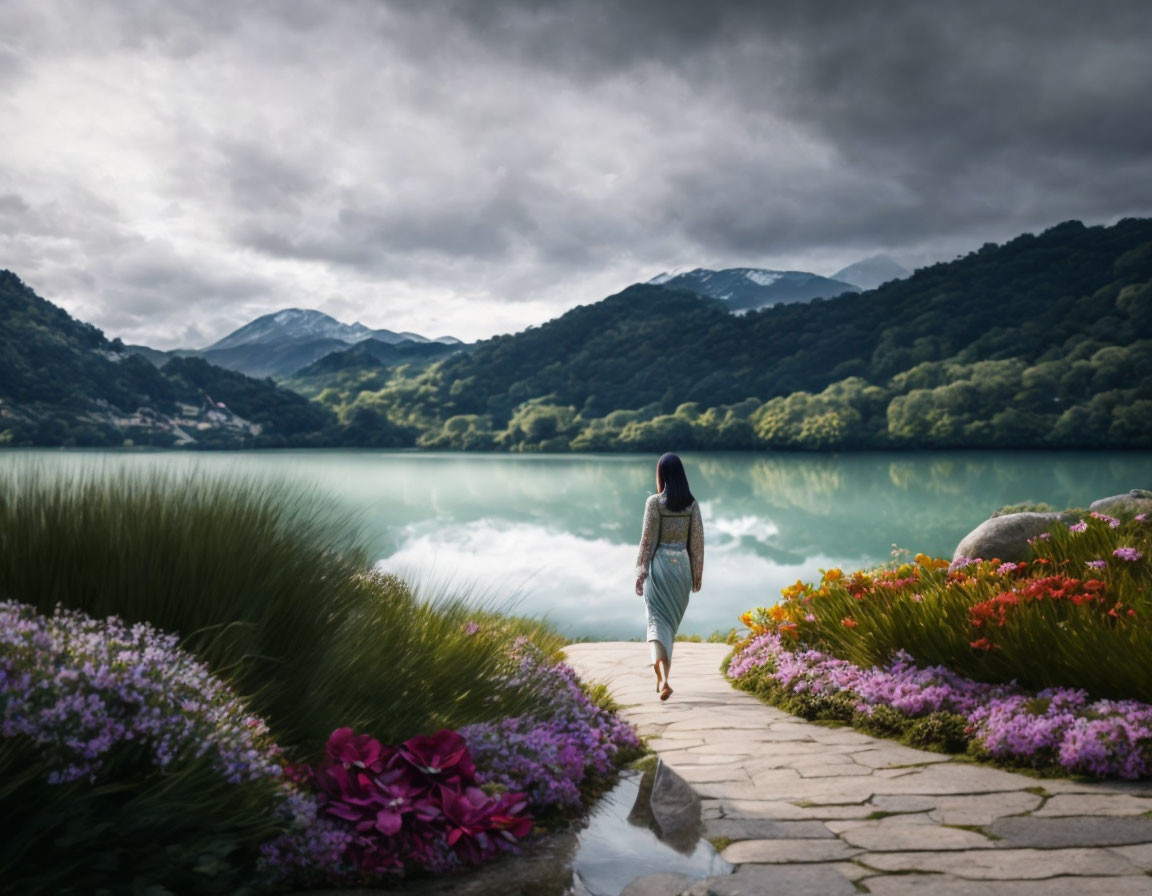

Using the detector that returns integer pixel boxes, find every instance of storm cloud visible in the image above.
[1,0,1150,347]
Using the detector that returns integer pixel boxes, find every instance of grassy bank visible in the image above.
[0,464,562,749]
[0,464,638,891]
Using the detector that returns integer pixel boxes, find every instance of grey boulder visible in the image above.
[951,511,1063,565]
[1089,488,1152,517]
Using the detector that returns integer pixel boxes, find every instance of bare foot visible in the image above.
[659,684,673,701]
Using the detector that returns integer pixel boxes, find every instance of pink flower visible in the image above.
[1068,521,1088,534]
[911,593,924,603]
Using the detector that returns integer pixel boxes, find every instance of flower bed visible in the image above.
[741,511,1152,702]
[1,602,640,891]
[730,510,1152,779]
[727,631,1152,778]
[0,600,343,893]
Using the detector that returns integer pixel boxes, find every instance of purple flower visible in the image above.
[1086,560,1107,570]
[996,562,1019,575]
[1090,512,1122,529]
[1113,547,1143,562]
[1067,521,1088,534]
[726,631,1152,779]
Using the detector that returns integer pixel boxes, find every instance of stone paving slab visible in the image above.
[563,642,1152,896]
[861,875,1152,896]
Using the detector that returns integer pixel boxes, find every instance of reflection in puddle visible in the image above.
[569,770,731,896]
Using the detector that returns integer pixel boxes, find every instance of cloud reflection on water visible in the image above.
[376,517,863,639]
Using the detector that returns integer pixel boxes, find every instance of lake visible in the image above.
[2,449,1149,639]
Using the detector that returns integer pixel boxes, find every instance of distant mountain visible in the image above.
[206,308,450,352]
[186,337,356,381]
[0,271,338,448]
[137,308,465,380]
[341,217,1152,451]
[647,267,859,311]
[831,255,910,290]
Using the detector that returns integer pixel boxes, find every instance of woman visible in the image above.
[634,452,704,701]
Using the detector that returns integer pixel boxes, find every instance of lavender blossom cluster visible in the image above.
[0,600,353,880]
[728,631,1152,778]
[0,600,284,784]
[462,640,641,810]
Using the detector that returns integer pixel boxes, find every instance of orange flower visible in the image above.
[769,605,789,623]
[822,567,843,582]
[841,616,858,628]
[970,637,997,651]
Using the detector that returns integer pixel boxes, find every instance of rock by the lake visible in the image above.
[951,512,1062,564]
[1088,489,1152,517]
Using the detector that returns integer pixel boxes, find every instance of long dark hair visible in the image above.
[656,453,695,512]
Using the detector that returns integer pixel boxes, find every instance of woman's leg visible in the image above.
[650,639,672,699]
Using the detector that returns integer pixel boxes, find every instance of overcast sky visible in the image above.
[2,0,1151,348]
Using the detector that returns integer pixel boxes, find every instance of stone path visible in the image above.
[563,642,1152,896]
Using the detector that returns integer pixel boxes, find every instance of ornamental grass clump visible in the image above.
[0,465,554,748]
[740,511,1152,701]
[0,601,345,894]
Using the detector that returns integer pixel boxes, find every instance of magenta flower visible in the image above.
[1068,521,1088,534]
[398,729,476,782]
[327,726,391,773]
[1090,512,1122,528]
[1113,547,1143,562]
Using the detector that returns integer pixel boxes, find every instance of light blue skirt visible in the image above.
[644,541,692,662]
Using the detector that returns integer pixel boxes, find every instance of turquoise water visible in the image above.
[3,448,1149,639]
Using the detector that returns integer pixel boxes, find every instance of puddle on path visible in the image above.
[568,769,732,896]
[373,768,731,896]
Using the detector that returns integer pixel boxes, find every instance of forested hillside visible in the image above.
[317,218,1152,450]
[0,271,337,447]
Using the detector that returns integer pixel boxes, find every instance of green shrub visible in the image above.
[904,712,969,753]
[0,737,282,895]
[778,690,856,723]
[854,704,910,739]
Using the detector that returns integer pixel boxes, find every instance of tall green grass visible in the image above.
[0,464,557,749]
